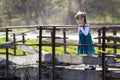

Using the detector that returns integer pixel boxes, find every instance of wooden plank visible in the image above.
[94,36,120,42]
[10,33,27,36]
[107,63,120,68]
[36,53,103,65]
[0,29,12,32]
[37,36,68,39]
[0,42,12,49]
[56,54,102,65]
[3,23,120,29]
[17,44,39,54]
[0,77,20,80]
[12,40,26,43]
[107,36,120,42]
[16,45,113,65]
[106,54,120,58]
[45,54,102,65]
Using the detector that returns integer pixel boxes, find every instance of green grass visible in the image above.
[0,37,120,62]
[0,37,118,55]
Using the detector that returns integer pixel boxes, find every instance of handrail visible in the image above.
[1,24,120,29]
[1,24,120,80]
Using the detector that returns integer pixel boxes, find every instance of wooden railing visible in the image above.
[1,24,120,80]
[99,50,120,80]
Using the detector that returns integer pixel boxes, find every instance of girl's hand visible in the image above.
[78,24,83,27]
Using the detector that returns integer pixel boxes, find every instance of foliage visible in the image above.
[0,0,120,27]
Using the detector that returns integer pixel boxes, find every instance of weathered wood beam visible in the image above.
[0,42,12,49]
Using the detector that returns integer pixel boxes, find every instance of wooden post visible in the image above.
[22,33,26,55]
[113,30,117,54]
[98,29,101,50]
[13,33,16,55]
[51,27,56,80]
[5,28,9,79]
[63,29,66,54]
[102,27,106,51]
[102,52,106,80]
[102,27,106,80]
[39,27,42,80]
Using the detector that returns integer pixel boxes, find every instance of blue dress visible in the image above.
[78,24,95,54]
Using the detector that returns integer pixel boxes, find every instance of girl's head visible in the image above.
[75,11,87,24]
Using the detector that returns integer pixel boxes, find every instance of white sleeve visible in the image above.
[81,27,89,36]
[78,27,81,34]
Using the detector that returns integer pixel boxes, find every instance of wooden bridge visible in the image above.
[0,23,120,80]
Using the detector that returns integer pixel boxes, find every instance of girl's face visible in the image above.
[76,18,85,25]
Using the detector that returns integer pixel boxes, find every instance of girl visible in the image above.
[75,11,95,56]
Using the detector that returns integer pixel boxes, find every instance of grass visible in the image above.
[0,37,80,55]
[0,37,119,55]
[0,37,120,62]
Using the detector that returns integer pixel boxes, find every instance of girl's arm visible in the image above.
[78,27,81,33]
